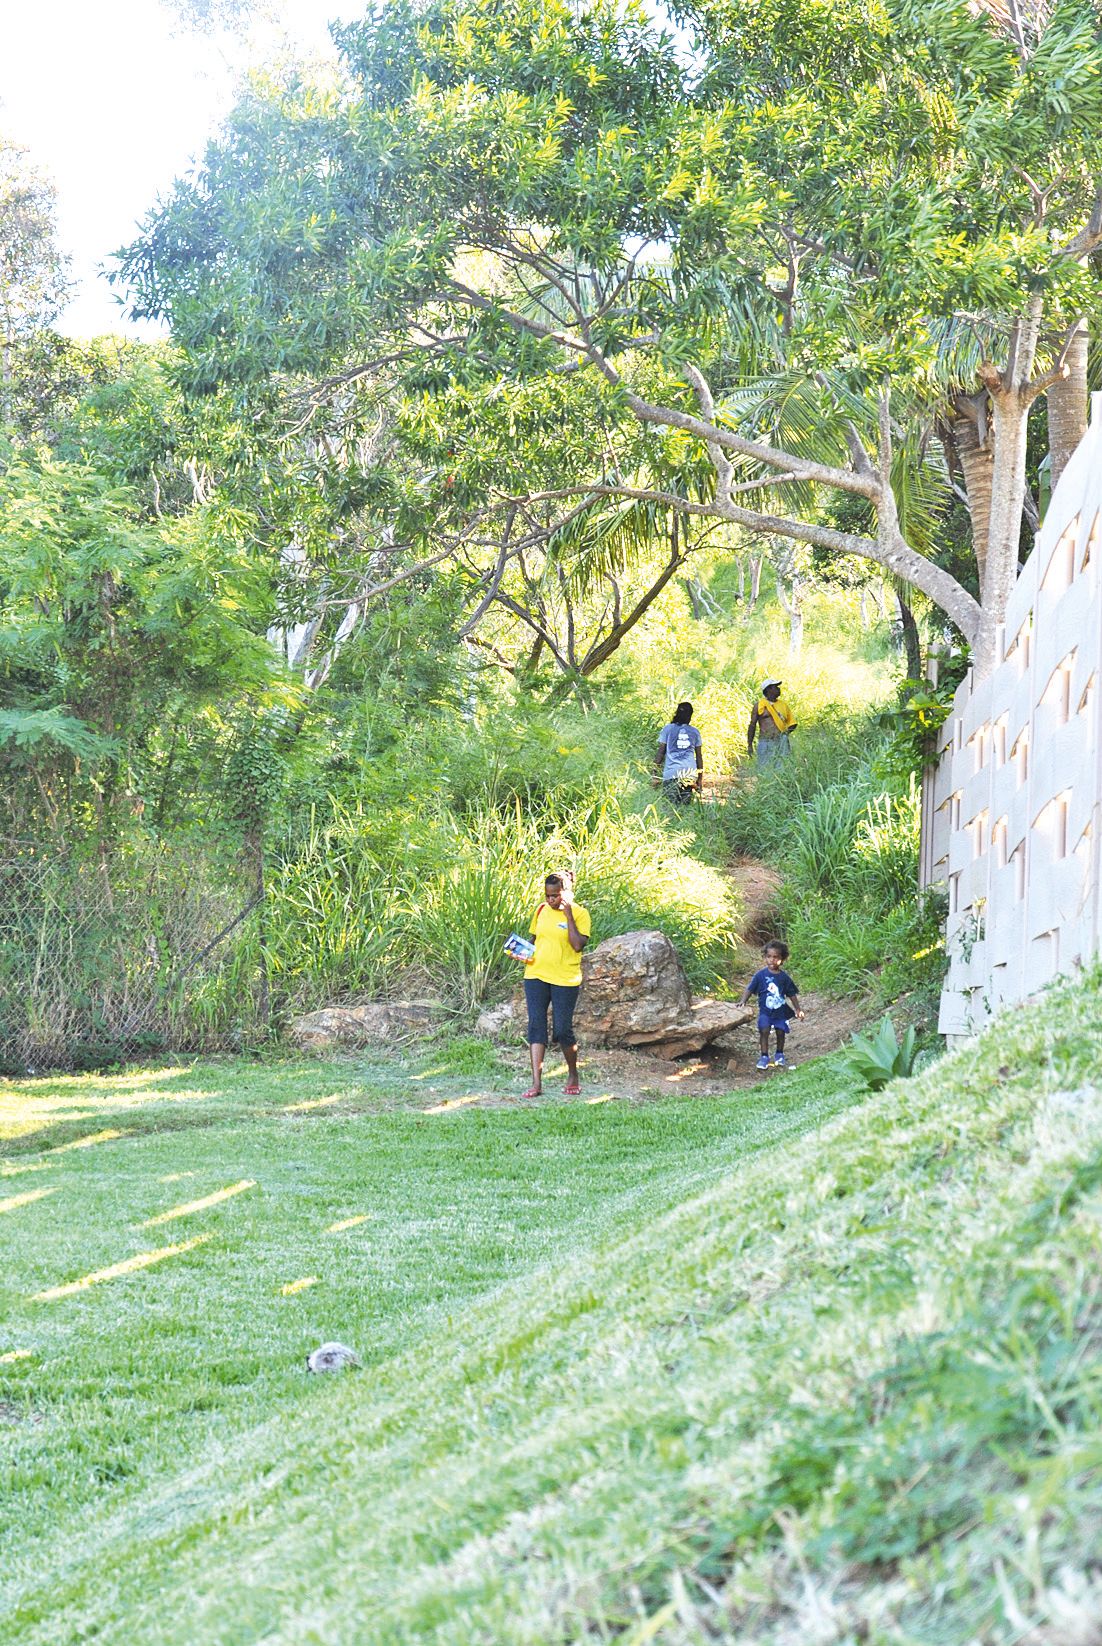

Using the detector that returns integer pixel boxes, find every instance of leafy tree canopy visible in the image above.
[120,0,1102,670]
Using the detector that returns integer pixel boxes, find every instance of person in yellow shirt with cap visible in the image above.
[512,870,591,1098]
[747,677,797,769]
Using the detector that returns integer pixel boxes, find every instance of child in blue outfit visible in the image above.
[739,938,805,1069]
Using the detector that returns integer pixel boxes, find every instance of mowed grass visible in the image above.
[3,987,1102,1644]
[0,1039,858,1643]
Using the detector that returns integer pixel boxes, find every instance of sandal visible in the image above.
[563,1082,581,1096]
[521,1086,542,1099]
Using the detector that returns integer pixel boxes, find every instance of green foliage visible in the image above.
[0,139,69,374]
[0,451,281,841]
[874,674,957,783]
[116,0,1102,661]
[263,791,738,1016]
[843,1012,918,1089]
[722,700,944,1003]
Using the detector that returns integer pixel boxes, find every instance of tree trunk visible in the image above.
[972,298,1046,676]
[974,389,1031,673]
[859,585,869,629]
[951,394,994,591]
[788,595,804,657]
[896,590,922,681]
[771,546,804,657]
[684,577,705,618]
[1047,319,1089,494]
[748,553,763,611]
[246,828,270,1031]
[735,558,745,602]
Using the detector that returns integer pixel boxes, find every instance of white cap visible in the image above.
[761,677,782,691]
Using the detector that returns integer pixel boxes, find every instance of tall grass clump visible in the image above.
[261,804,412,1006]
[719,714,875,861]
[260,793,740,1017]
[713,686,944,1004]
[402,798,739,1006]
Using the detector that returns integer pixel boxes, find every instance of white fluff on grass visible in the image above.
[306,1342,361,1373]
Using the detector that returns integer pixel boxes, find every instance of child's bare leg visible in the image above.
[758,1029,770,1056]
[774,1031,787,1059]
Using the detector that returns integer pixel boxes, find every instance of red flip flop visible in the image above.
[563,1082,581,1096]
[521,1086,542,1099]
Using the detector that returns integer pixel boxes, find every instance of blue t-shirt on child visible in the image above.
[746,967,798,1023]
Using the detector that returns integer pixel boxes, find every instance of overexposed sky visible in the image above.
[1,0,350,337]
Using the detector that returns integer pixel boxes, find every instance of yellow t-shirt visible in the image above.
[757,696,796,738]
[528,900,591,986]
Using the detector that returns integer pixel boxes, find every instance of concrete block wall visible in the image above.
[929,394,1102,1038]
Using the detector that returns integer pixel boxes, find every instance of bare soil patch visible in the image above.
[478,985,868,1107]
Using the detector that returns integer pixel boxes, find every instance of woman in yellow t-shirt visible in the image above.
[512,871,591,1098]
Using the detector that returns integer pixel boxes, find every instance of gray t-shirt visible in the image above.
[660,721,702,780]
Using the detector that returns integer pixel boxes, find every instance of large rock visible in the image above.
[574,929,693,1043]
[480,929,752,1056]
[475,1000,520,1040]
[290,1000,441,1053]
[639,1000,755,1060]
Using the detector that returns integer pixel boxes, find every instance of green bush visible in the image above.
[260,793,739,1016]
[843,1014,918,1089]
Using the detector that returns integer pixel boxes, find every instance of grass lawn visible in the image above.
[3,992,1102,1644]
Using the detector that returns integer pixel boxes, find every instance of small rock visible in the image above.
[290,1001,441,1053]
[306,1341,361,1373]
[476,1000,517,1039]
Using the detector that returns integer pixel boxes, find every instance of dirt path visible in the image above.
[472,988,868,1108]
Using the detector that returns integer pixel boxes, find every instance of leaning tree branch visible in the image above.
[487,480,981,640]
[1057,184,1102,260]
[457,508,518,640]
[1024,318,1085,402]
[446,276,882,500]
[579,532,689,675]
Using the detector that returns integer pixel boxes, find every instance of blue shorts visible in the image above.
[758,1008,793,1035]
[524,979,581,1046]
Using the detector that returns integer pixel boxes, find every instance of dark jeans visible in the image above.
[524,978,581,1046]
[662,777,696,805]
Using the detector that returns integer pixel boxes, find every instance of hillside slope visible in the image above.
[4,982,1102,1644]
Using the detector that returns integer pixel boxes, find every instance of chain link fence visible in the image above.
[0,842,269,1074]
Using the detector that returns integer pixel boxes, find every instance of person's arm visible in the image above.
[738,973,757,1007]
[786,980,806,1019]
[558,886,589,952]
[518,907,539,964]
[655,740,667,782]
[746,707,757,756]
[694,741,704,791]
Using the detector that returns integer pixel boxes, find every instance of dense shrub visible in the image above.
[720,719,943,1005]
[262,794,739,1014]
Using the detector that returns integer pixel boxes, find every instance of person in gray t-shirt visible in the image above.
[655,701,703,804]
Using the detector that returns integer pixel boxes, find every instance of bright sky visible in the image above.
[0,0,350,338]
